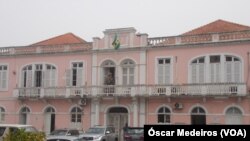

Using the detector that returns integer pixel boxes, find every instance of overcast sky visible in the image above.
[0,0,250,47]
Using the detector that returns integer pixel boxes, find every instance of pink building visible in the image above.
[0,19,250,138]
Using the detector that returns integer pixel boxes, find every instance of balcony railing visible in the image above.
[13,83,247,99]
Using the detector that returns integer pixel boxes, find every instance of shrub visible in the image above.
[3,129,45,141]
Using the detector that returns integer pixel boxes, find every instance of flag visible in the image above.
[112,34,120,50]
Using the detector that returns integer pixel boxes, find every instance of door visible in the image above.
[107,107,128,141]
[44,107,55,134]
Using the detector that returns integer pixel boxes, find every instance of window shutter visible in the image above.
[234,62,241,82]
[66,69,72,87]
[26,70,33,87]
[198,64,205,83]
[165,64,170,84]
[158,65,164,84]
[2,71,7,89]
[51,69,56,87]
[76,68,83,86]
[129,68,134,85]
[210,63,220,83]
[43,70,49,87]
[122,68,128,85]
[225,62,232,82]
[191,64,197,83]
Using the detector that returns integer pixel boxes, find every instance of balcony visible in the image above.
[13,83,247,99]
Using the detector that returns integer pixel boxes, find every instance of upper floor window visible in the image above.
[66,62,84,87]
[102,60,116,85]
[191,57,205,83]
[121,60,135,85]
[0,65,8,90]
[21,64,56,88]
[190,55,242,83]
[225,56,241,82]
[157,58,172,84]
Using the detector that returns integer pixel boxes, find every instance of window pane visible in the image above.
[158,59,163,64]
[210,56,220,63]
[165,59,170,64]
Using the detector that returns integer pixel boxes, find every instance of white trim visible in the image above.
[69,60,86,86]
[155,105,172,113]
[19,62,58,87]
[140,51,146,84]
[104,105,130,126]
[188,104,208,114]
[223,104,244,115]
[18,105,32,113]
[42,105,57,113]
[188,53,244,83]
[92,54,97,86]
[154,56,174,84]
[0,63,9,91]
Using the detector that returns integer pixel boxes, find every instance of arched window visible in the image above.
[225,107,242,124]
[191,107,206,125]
[21,64,56,88]
[102,60,116,85]
[19,106,30,125]
[157,107,171,123]
[190,55,242,83]
[71,107,82,123]
[0,107,5,122]
[121,59,135,85]
[191,57,205,83]
[44,107,55,134]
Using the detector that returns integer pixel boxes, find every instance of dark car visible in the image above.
[123,127,144,141]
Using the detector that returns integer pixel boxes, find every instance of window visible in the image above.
[19,107,30,125]
[71,107,82,123]
[122,60,135,85]
[225,56,241,82]
[0,65,8,90]
[157,58,171,84]
[0,107,5,122]
[189,55,242,83]
[157,107,171,123]
[209,55,221,83]
[66,62,84,86]
[191,57,205,83]
[191,107,206,125]
[225,107,242,124]
[21,64,56,88]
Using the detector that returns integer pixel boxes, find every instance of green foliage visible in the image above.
[3,129,45,141]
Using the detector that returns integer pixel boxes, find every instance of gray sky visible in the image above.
[0,0,250,47]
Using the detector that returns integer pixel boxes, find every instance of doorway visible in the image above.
[107,107,128,141]
[44,107,55,134]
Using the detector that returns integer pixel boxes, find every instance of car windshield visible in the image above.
[50,129,68,135]
[85,128,105,134]
[127,129,144,134]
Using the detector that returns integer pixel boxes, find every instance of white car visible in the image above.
[80,126,118,141]
[0,124,38,141]
[47,135,84,141]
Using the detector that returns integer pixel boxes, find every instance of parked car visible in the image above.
[49,128,81,136]
[123,127,144,141]
[80,125,118,141]
[47,135,83,141]
[0,124,39,141]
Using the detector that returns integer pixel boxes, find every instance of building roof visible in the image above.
[182,19,250,35]
[31,32,87,46]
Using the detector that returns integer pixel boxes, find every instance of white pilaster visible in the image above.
[139,51,146,84]
[139,98,146,126]
[132,97,138,127]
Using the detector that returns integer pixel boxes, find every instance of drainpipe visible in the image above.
[247,52,250,95]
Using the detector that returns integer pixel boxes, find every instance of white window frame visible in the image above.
[67,61,85,87]
[0,64,9,91]
[0,107,5,123]
[121,59,135,85]
[188,54,243,83]
[155,56,174,84]
[19,63,58,88]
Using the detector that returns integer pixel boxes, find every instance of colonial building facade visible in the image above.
[0,20,250,138]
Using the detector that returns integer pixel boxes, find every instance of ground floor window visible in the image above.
[191,107,206,125]
[225,107,242,124]
[157,107,171,123]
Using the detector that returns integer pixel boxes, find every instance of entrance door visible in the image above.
[44,107,55,134]
[107,107,128,141]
